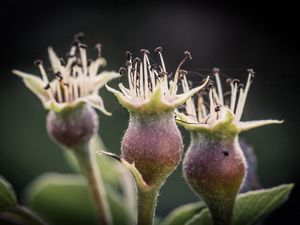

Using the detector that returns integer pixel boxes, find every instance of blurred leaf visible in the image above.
[184,184,294,225]
[25,173,132,225]
[160,202,206,225]
[63,134,120,186]
[0,175,17,209]
[233,184,294,225]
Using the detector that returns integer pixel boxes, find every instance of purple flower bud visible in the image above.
[122,113,183,186]
[183,133,246,225]
[47,104,98,148]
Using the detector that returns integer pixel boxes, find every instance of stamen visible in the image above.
[154,47,166,73]
[141,50,149,97]
[56,80,63,102]
[171,51,192,96]
[213,68,224,105]
[139,62,144,99]
[95,43,102,58]
[235,70,255,122]
[181,74,197,119]
[230,81,238,112]
[79,44,88,76]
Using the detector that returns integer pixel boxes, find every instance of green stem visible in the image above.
[73,143,112,225]
[137,188,158,225]
[209,198,234,225]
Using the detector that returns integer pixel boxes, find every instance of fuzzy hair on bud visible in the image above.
[47,104,99,148]
[122,113,183,187]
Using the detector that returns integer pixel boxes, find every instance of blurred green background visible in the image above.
[0,1,299,224]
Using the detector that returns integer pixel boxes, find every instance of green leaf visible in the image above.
[184,184,294,225]
[185,209,211,225]
[160,202,206,225]
[25,173,133,225]
[233,184,294,225]
[0,175,17,209]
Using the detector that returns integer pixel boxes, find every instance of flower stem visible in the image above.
[137,188,158,225]
[73,143,112,225]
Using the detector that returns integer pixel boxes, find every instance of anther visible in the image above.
[119,67,126,75]
[60,58,65,66]
[226,78,232,85]
[184,51,192,61]
[140,49,150,54]
[44,83,51,90]
[231,79,240,85]
[66,53,76,58]
[213,67,220,73]
[74,32,85,42]
[34,59,43,66]
[125,51,133,60]
[126,61,132,67]
[54,72,63,81]
[206,80,215,90]
[215,104,221,112]
[150,64,157,70]
[238,83,245,89]
[64,82,69,87]
[73,40,79,47]
[79,43,88,49]
[133,57,141,64]
[154,47,162,53]
[247,69,255,81]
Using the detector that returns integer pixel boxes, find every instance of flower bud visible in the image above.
[47,104,98,148]
[183,133,246,225]
[177,70,282,225]
[122,112,183,187]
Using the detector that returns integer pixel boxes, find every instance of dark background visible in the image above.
[0,0,299,224]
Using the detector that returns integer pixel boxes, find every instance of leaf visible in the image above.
[160,202,206,225]
[184,184,294,225]
[25,173,133,225]
[0,175,17,209]
[185,209,211,225]
[233,184,294,225]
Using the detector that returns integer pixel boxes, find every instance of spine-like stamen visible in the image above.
[139,62,144,99]
[197,95,203,122]
[230,82,238,112]
[235,71,254,122]
[132,62,138,100]
[182,75,197,119]
[234,87,245,122]
[155,47,166,73]
[34,60,55,100]
[171,51,192,96]
[79,44,88,76]
[209,88,215,117]
[126,60,134,94]
[66,45,77,69]
[95,43,102,58]
[213,68,224,105]
[142,52,149,97]
[56,80,63,102]
[212,88,221,105]
[145,54,156,91]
